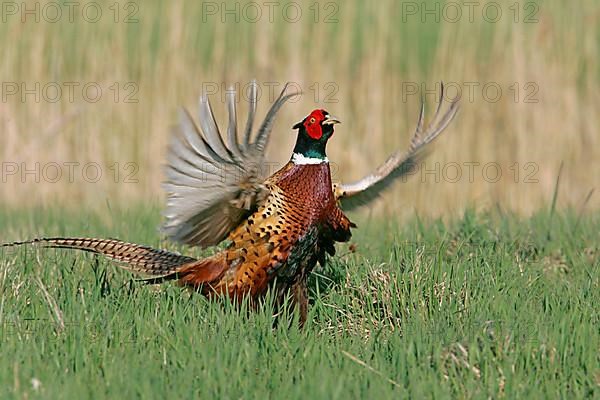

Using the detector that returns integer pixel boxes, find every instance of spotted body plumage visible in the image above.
[164,161,353,321]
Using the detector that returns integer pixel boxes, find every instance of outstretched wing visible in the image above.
[162,81,297,248]
[335,83,460,211]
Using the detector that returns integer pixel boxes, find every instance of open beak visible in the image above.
[322,115,341,125]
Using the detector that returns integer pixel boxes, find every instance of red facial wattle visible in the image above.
[303,109,327,140]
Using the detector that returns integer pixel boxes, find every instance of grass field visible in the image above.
[1,0,599,215]
[1,207,598,398]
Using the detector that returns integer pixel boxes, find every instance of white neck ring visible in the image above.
[291,153,329,165]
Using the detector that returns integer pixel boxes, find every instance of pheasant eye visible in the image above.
[309,117,316,124]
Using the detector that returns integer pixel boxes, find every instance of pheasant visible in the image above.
[2,81,459,324]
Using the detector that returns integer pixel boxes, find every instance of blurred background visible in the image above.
[0,0,597,220]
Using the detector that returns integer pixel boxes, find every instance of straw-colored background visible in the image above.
[0,0,597,219]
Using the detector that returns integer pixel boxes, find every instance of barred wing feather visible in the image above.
[335,83,460,211]
[162,81,296,248]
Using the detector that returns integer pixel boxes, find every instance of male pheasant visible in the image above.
[3,81,459,324]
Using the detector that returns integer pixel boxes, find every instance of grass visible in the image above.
[0,207,598,398]
[0,0,598,215]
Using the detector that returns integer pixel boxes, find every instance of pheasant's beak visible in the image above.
[322,115,341,125]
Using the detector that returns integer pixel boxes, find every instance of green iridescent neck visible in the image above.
[292,134,328,160]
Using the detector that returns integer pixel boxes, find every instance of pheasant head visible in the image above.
[292,109,340,162]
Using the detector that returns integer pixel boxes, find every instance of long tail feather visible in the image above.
[2,237,197,276]
[140,254,228,291]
